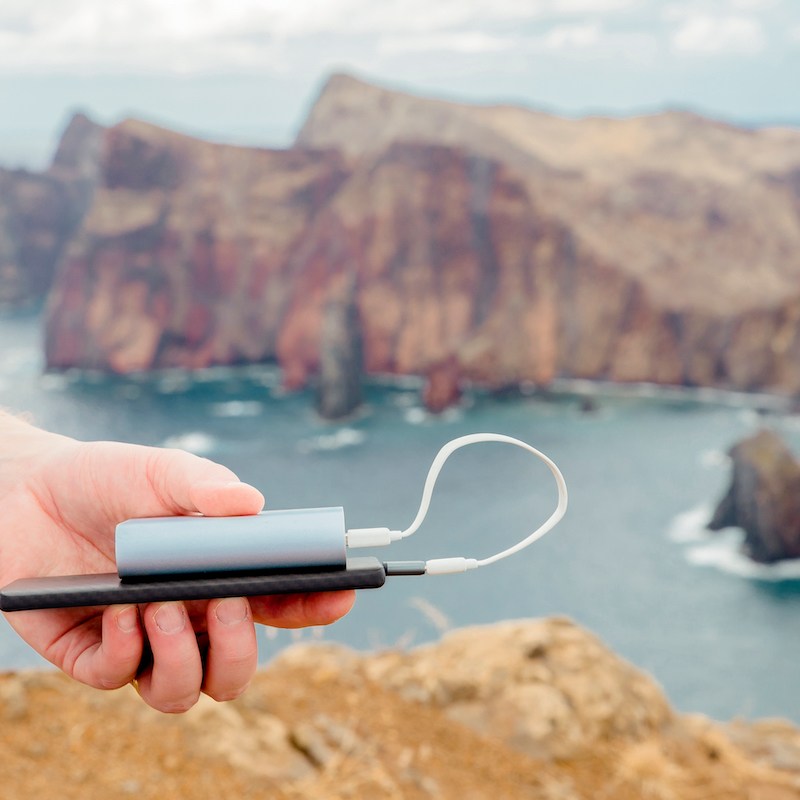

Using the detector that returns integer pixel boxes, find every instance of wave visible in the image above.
[403,406,464,425]
[155,371,193,394]
[686,530,800,581]
[698,449,729,470]
[297,428,366,454]
[210,400,264,418]
[668,505,800,581]
[404,407,428,425]
[189,366,239,384]
[548,378,792,412]
[666,504,715,543]
[392,393,418,408]
[161,432,217,455]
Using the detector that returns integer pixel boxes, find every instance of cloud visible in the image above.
[727,0,778,8]
[378,31,510,55]
[671,14,766,54]
[0,0,644,73]
[541,23,603,50]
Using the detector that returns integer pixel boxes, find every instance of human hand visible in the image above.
[0,412,355,712]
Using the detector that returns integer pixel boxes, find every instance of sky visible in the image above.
[0,0,798,167]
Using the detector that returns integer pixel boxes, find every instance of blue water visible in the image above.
[3,311,800,723]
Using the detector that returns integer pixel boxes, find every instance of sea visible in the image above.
[3,309,800,724]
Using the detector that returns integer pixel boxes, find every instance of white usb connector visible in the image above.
[345,528,402,548]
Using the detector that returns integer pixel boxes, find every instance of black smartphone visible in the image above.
[0,557,386,611]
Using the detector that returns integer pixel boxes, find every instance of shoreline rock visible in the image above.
[3,617,800,800]
[315,279,364,420]
[708,429,800,563]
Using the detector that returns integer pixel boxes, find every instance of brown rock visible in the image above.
[45,119,349,372]
[37,74,800,408]
[315,279,364,420]
[423,356,462,413]
[0,113,102,309]
[708,429,800,562]
[3,619,800,800]
[364,617,673,759]
[299,74,800,396]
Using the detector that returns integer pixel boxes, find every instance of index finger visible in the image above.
[248,590,356,629]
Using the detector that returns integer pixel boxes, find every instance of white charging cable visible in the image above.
[346,433,568,575]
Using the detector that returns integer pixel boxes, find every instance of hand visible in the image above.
[0,412,355,712]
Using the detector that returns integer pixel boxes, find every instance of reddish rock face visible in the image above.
[0,169,70,309]
[0,113,102,310]
[423,356,463,414]
[45,120,350,371]
[40,75,800,410]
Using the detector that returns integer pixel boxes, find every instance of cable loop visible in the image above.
[401,433,568,568]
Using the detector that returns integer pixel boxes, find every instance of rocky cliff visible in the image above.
[298,75,800,395]
[0,114,101,310]
[19,74,800,404]
[3,618,799,800]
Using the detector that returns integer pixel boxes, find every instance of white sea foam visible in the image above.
[392,392,418,408]
[404,407,428,425]
[297,428,366,454]
[161,432,217,455]
[403,404,465,424]
[669,506,800,581]
[440,407,464,423]
[240,365,281,387]
[191,366,238,383]
[156,371,193,394]
[547,378,792,412]
[686,529,800,581]
[666,504,715,543]
[698,449,730,470]
[737,408,760,428]
[210,400,264,418]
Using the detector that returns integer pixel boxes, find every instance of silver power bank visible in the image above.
[115,506,347,578]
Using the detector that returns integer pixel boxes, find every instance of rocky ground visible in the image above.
[3,617,800,799]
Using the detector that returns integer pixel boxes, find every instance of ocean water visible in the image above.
[3,310,800,724]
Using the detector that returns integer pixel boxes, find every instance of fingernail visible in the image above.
[154,603,186,634]
[116,605,138,633]
[215,597,249,626]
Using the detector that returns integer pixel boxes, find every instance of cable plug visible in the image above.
[346,528,402,548]
[425,557,479,575]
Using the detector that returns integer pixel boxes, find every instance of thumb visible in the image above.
[77,441,265,522]
[137,446,265,518]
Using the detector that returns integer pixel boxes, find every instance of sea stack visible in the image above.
[316,283,364,420]
[708,429,800,563]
